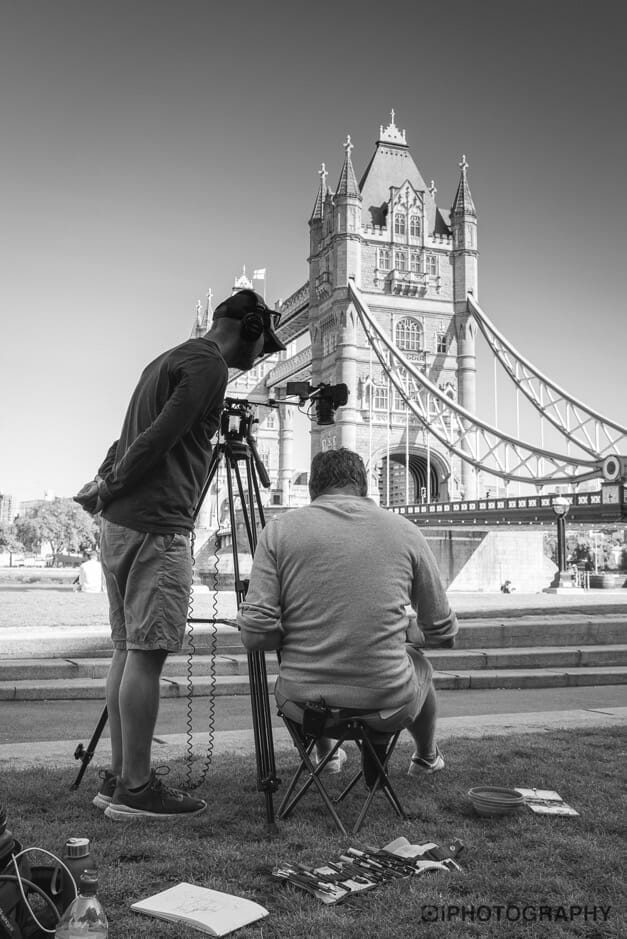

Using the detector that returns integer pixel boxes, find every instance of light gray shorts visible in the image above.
[275,646,434,734]
[100,518,192,652]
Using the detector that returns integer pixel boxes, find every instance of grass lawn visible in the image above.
[1,728,623,938]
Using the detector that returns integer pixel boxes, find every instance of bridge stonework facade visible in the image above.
[264,112,480,504]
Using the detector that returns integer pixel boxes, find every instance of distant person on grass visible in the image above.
[237,448,458,783]
[74,549,103,593]
[74,290,284,821]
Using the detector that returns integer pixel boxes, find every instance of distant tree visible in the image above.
[14,498,97,562]
[0,522,24,557]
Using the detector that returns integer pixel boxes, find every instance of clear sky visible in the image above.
[1,0,625,506]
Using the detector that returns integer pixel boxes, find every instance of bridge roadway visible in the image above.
[391,488,627,528]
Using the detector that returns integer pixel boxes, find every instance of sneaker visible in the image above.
[314,747,347,775]
[92,769,117,811]
[104,768,207,820]
[408,746,445,778]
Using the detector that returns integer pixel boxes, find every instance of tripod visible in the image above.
[71,400,281,831]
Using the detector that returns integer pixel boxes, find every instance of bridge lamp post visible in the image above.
[551,496,571,589]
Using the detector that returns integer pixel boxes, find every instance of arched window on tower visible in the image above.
[396,317,424,353]
[410,251,421,274]
[409,215,422,239]
[426,254,438,277]
[394,212,406,237]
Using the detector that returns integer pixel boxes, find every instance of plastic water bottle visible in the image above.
[54,870,108,937]
[59,838,97,913]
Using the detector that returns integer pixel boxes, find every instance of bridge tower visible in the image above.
[307,112,478,503]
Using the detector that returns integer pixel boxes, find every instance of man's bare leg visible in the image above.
[407,683,438,760]
[118,649,167,788]
[105,649,127,777]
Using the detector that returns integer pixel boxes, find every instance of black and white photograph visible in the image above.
[0,2,624,937]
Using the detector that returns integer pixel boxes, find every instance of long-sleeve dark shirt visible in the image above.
[98,338,228,533]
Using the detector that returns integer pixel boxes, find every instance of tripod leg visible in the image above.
[70,706,108,791]
[247,650,280,832]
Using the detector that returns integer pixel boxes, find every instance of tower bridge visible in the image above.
[224,112,625,507]
[198,112,625,589]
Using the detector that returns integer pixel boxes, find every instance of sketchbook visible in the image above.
[131,882,269,936]
[514,788,579,816]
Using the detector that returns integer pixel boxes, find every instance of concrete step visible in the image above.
[2,613,625,660]
[454,614,626,649]
[1,664,626,701]
[2,645,626,684]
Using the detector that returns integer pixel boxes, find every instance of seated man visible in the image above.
[237,448,458,781]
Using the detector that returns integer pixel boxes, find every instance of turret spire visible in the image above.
[309,162,328,223]
[335,135,361,199]
[451,154,476,217]
[190,289,214,338]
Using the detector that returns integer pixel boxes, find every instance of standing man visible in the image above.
[75,289,285,820]
[238,448,457,781]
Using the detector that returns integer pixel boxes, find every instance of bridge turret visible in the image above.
[451,154,478,302]
[331,135,362,288]
[452,155,479,498]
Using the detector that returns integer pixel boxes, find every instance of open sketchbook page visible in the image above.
[515,788,579,816]
[131,882,269,936]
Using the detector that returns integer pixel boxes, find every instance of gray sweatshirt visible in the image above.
[238,493,458,709]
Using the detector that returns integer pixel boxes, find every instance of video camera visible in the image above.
[285,381,349,426]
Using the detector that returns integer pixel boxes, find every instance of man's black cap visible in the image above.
[213,289,286,355]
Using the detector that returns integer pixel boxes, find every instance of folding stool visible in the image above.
[277,703,409,835]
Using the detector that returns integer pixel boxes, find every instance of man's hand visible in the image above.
[74,477,111,516]
[74,480,100,515]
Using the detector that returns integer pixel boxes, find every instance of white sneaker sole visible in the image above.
[92,793,113,811]
[408,754,445,777]
[104,801,207,820]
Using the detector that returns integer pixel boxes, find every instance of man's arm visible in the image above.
[100,362,227,502]
[73,441,119,515]
[236,526,283,652]
[411,540,459,648]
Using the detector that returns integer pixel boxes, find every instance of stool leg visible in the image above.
[351,727,408,833]
[278,719,349,836]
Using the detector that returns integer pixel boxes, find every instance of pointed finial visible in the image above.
[319,162,328,185]
[459,155,469,173]
[196,299,202,316]
[390,108,395,125]
[344,135,353,158]
[429,180,437,197]
[206,288,213,312]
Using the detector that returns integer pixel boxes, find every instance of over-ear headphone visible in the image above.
[239,290,267,343]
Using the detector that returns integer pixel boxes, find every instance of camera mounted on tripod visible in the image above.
[285,381,349,425]
[221,398,259,442]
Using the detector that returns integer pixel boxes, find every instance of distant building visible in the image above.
[191,268,309,535]
[0,492,16,525]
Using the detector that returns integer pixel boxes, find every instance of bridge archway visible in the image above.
[378,450,447,506]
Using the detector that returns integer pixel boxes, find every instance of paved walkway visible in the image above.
[2,705,625,772]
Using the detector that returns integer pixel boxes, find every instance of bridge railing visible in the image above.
[389,491,603,518]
